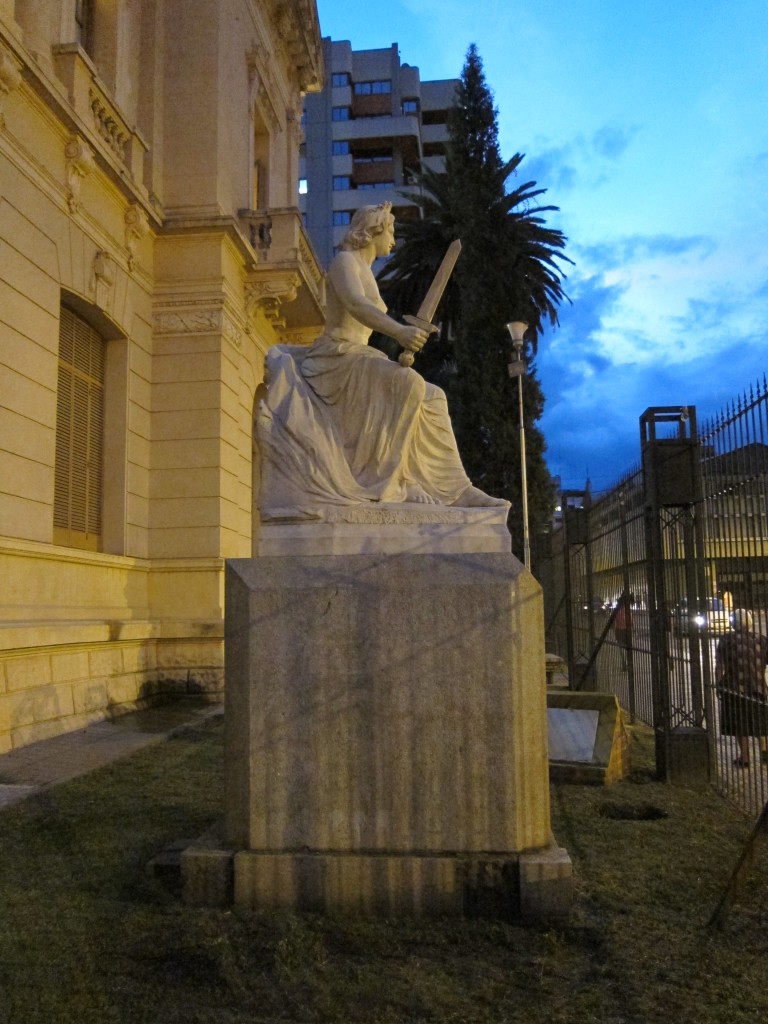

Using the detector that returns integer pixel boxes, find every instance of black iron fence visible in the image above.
[540,378,768,814]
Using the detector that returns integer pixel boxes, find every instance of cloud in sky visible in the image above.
[592,125,637,162]
[538,256,768,492]
[523,123,641,196]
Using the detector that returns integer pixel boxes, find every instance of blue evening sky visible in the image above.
[314,0,768,492]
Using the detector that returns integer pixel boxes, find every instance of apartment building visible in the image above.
[299,39,457,267]
[0,0,324,752]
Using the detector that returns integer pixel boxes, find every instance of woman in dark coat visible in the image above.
[715,609,768,767]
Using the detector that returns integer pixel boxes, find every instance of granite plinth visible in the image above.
[219,550,569,919]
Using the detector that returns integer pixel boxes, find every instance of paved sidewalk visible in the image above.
[0,699,223,811]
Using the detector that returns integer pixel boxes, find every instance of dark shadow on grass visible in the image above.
[599,801,669,821]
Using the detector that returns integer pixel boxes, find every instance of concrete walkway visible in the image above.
[0,699,223,810]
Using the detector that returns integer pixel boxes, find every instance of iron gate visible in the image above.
[541,378,768,813]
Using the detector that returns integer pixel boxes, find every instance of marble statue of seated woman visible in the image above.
[257,202,508,518]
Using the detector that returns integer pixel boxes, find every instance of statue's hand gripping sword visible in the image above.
[398,239,461,366]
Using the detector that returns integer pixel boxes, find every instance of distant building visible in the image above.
[299,39,457,268]
[0,0,323,752]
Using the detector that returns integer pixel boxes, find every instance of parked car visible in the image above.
[668,597,732,636]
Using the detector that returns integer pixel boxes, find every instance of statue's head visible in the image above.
[341,203,394,251]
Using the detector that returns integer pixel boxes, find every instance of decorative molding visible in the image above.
[52,45,149,188]
[124,203,149,269]
[153,308,221,335]
[278,329,314,346]
[261,504,512,526]
[92,250,116,309]
[0,42,22,128]
[152,305,243,349]
[245,271,300,328]
[222,311,244,349]
[247,45,283,133]
[286,106,303,147]
[93,250,116,285]
[297,227,324,289]
[266,0,323,95]
[64,134,96,213]
[323,507,500,526]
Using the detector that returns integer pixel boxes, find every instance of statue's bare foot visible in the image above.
[452,485,510,508]
[405,484,438,504]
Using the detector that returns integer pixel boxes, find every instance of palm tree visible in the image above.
[377,153,571,353]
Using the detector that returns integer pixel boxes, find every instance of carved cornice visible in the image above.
[263,0,323,95]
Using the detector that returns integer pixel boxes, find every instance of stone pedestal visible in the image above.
[208,547,572,920]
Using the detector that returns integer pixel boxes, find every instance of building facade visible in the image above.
[299,38,456,267]
[0,0,324,752]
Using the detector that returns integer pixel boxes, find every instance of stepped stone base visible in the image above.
[183,843,573,922]
[196,548,573,923]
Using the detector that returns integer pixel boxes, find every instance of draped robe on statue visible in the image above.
[257,337,472,515]
[257,253,472,517]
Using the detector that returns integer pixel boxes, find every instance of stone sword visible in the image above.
[398,239,462,366]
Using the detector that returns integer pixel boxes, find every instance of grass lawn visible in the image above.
[1,715,767,1023]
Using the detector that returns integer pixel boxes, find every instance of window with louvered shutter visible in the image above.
[54,307,104,550]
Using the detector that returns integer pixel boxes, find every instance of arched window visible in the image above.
[54,306,104,549]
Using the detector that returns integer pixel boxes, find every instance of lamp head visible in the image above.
[505,321,529,345]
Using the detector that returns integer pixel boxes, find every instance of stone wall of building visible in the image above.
[0,0,324,752]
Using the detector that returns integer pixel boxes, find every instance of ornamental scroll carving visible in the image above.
[92,250,116,310]
[124,203,149,269]
[153,307,243,348]
[269,0,322,95]
[245,272,300,329]
[154,309,220,335]
[65,134,96,212]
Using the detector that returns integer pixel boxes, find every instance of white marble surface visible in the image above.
[257,504,511,556]
[547,708,600,763]
[257,204,509,517]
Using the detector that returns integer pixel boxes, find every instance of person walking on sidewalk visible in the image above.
[715,609,768,768]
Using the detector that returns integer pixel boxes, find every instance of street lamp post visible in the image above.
[506,321,530,571]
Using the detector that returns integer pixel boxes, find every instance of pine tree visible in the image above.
[377,44,571,563]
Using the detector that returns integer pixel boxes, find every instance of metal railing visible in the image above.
[540,377,768,814]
